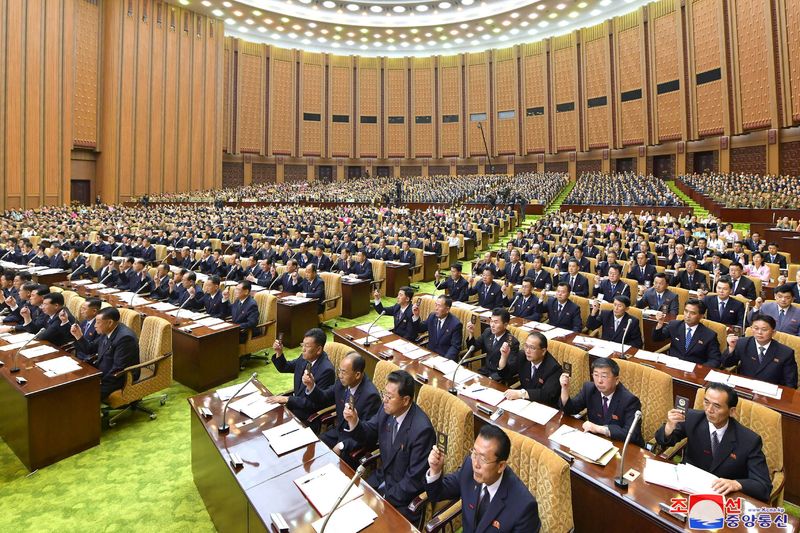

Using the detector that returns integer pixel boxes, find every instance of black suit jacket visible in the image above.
[652,320,722,368]
[540,298,582,332]
[731,276,757,301]
[272,351,336,421]
[35,310,76,346]
[594,279,631,303]
[560,272,590,297]
[586,311,643,349]
[723,337,798,388]
[636,288,680,315]
[76,322,140,398]
[435,276,469,302]
[375,301,416,341]
[525,268,553,290]
[703,295,745,327]
[655,409,771,502]
[514,352,562,408]
[503,261,524,284]
[561,381,644,446]
[230,296,259,342]
[309,375,382,453]
[672,270,706,291]
[627,263,657,286]
[204,291,230,318]
[505,292,541,321]
[469,281,504,309]
[467,328,519,382]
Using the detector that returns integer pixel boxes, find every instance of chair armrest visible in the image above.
[322,295,341,309]
[112,352,172,377]
[359,448,382,467]
[589,326,601,338]
[655,344,670,354]
[424,501,463,533]
[256,319,276,329]
[306,405,335,426]
[658,437,688,461]
[508,380,521,389]
[408,492,429,514]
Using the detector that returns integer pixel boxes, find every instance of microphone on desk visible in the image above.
[174,293,195,324]
[10,329,44,373]
[68,264,84,280]
[129,280,149,308]
[112,244,124,257]
[267,273,283,292]
[614,409,642,490]
[98,271,114,286]
[619,317,632,358]
[449,345,476,395]
[506,294,519,314]
[363,310,385,347]
[219,372,259,434]
[188,258,202,272]
[0,250,11,261]
[320,464,367,533]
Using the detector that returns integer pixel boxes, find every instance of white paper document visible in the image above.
[541,327,572,340]
[36,356,82,377]
[588,346,616,358]
[228,392,281,419]
[208,323,233,331]
[149,301,178,311]
[263,419,319,455]
[384,339,419,354]
[4,332,35,344]
[295,463,365,515]
[281,295,312,304]
[194,317,224,327]
[311,498,377,533]
[421,356,479,384]
[643,458,718,494]
[70,279,93,286]
[19,344,58,359]
[0,340,37,352]
[35,268,63,275]
[97,288,119,294]
[404,347,431,360]
[459,384,506,406]
[498,398,559,425]
[549,424,616,463]
[85,283,106,289]
[216,381,260,401]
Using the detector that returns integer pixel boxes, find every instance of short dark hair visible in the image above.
[654,272,667,282]
[557,281,571,293]
[33,284,50,296]
[478,424,511,462]
[399,286,414,299]
[716,276,732,289]
[527,330,547,349]
[685,298,706,314]
[345,352,366,374]
[491,307,511,323]
[608,264,622,274]
[386,369,415,399]
[591,357,620,377]
[729,261,743,270]
[86,298,102,311]
[706,382,738,408]
[98,307,120,322]
[751,313,776,330]
[43,292,64,306]
[209,275,221,286]
[451,263,463,272]
[613,295,631,307]
[238,280,252,292]
[775,284,793,295]
[22,282,37,293]
[437,294,453,309]
[185,272,197,282]
[304,328,327,349]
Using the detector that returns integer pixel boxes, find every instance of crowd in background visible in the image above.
[680,173,800,209]
[564,172,683,206]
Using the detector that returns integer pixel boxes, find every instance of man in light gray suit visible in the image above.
[750,284,800,336]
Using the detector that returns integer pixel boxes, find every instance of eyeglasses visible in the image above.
[470,449,498,465]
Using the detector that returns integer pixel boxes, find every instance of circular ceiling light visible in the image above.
[370,5,382,12]
[212,9,224,16]
[346,3,360,11]
[438,2,451,8]
[462,0,474,5]
[322,0,336,7]
[415,5,428,12]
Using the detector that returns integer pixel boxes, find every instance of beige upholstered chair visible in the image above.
[239,291,278,364]
[410,248,424,283]
[118,307,142,337]
[60,290,77,307]
[372,359,401,394]
[67,295,85,320]
[615,358,673,447]
[548,339,589,399]
[370,259,387,296]
[103,316,173,427]
[318,271,342,323]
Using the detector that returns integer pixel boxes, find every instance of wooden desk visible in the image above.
[422,252,438,281]
[35,270,69,286]
[0,338,101,470]
[277,297,319,348]
[385,262,410,297]
[463,238,475,261]
[340,279,371,319]
[188,387,416,533]
[333,327,797,531]
[448,245,458,267]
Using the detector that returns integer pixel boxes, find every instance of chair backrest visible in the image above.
[254,291,277,329]
[745,275,763,298]
[324,341,352,372]
[505,430,573,533]
[318,271,342,320]
[49,286,64,293]
[671,286,690,314]
[154,244,167,262]
[139,315,173,363]
[371,259,387,295]
[87,253,103,272]
[372,360,400,393]
[418,294,438,321]
[615,358,673,443]
[67,295,85,319]
[416,385,473,475]
[568,294,590,331]
[119,308,142,336]
[702,318,728,353]
[548,338,589,398]
[626,305,645,339]
[61,290,77,307]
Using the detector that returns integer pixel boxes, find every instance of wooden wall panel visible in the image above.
[25,0,43,206]
[582,24,611,149]
[222,37,232,152]
[467,52,489,157]
[412,57,434,158]
[358,57,379,158]
[161,7,179,193]
[438,55,462,158]
[688,0,724,136]
[733,0,772,131]
[522,43,547,153]
[132,5,152,197]
[237,42,264,154]
[615,13,646,146]
[330,57,352,158]
[148,3,165,195]
[269,47,295,156]
[650,1,683,142]
[785,0,800,124]
[552,35,578,152]
[385,58,408,158]
[204,19,223,190]
[301,52,324,156]
[73,0,98,148]
[493,48,518,155]
[174,11,192,194]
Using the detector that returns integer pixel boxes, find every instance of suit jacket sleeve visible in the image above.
[609,392,642,442]
[667,295,679,315]
[384,416,435,506]
[569,307,583,332]
[738,434,772,502]
[75,334,101,356]
[425,459,467,504]
[654,418,688,448]
[287,363,335,414]
[272,352,297,374]
[705,331,722,368]
[240,302,259,330]
[111,334,140,376]
[652,321,671,342]
[445,321,462,360]
[525,362,562,407]
[560,382,588,415]
[722,341,744,368]
[586,312,602,331]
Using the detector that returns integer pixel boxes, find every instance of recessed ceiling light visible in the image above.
[346,39,354,45]
[263,18,272,24]
[225,18,236,25]
[201,0,211,6]
[238,26,248,32]
[292,24,301,30]
[246,18,255,24]
[271,33,281,39]
[435,26,443,32]
[347,31,355,36]
[556,3,566,9]
[178,0,189,5]
[257,26,267,33]
[322,0,336,7]
[416,5,428,12]
[281,17,289,22]
[484,18,493,24]
[549,13,557,19]
[438,2,451,8]
[386,28,393,34]
[482,34,490,40]
[233,10,242,16]
[320,28,328,34]
[459,23,468,29]
[222,1,232,7]
[449,29,458,35]
[528,12,538,19]
[346,3,360,11]
[318,37,327,42]
[400,41,409,47]
[520,20,528,27]
[370,5,382,12]
[537,4,545,10]
[212,9,224,16]
[360,27,369,33]
[558,20,568,26]
[424,32,432,37]
[538,20,549,27]
[288,32,298,38]
[470,39,479,45]
[578,1,588,7]
[590,9,601,15]
[410,28,418,33]
[427,40,436,45]
[600,0,611,5]
[373,41,382,46]
[462,0,474,5]
[492,27,500,33]
[276,25,284,31]
[501,20,510,26]
[253,10,262,15]
[393,5,405,13]
[510,12,519,18]
[510,28,519,34]
[454,37,463,43]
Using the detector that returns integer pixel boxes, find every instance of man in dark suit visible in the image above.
[425,424,541,533]
[173,271,205,311]
[150,264,172,300]
[703,277,745,327]
[560,358,644,447]
[229,280,260,344]
[374,286,417,341]
[311,245,333,273]
[66,247,93,279]
[305,352,382,468]
[352,250,374,281]
[728,262,757,301]
[396,241,416,273]
[765,243,787,269]
[572,246,591,273]
[0,283,48,334]
[274,259,303,293]
[502,250,524,285]
[594,264,631,303]
[723,314,797,388]
[586,295,643,349]
[412,295,463,361]
[538,282,582,332]
[559,259,590,297]
[71,306,140,400]
[750,285,800,336]
[139,238,156,263]
[653,298,722,367]
[202,275,230,318]
[671,258,706,291]
[373,239,395,261]
[269,327,336,421]
[343,369,435,524]
[701,253,730,279]
[628,251,657,287]
[74,298,102,361]
[48,244,67,269]
[504,331,562,408]
[18,292,75,346]
[95,255,119,285]
[299,263,325,315]
[128,259,154,295]
[465,308,520,382]
[525,256,553,290]
[333,248,355,275]
[655,383,772,501]
[636,273,680,315]
[434,264,469,302]
[468,269,504,310]
[504,277,541,321]
[114,257,135,291]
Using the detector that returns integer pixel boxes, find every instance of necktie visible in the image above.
[602,396,609,419]
[758,346,766,364]
[733,280,738,294]
[391,417,399,444]
[656,293,662,308]
[570,277,575,289]
[685,327,693,350]
[475,485,489,524]
[610,283,616,294]
[719,300,726,317]
[84,321,91,335]
[614,318,621,332]
[530,364,537,382]
[778,309,785,329]
[557,303,563,316]
[711,430,720,460]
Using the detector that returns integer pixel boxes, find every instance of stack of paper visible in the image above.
[71,279,93,286]
[498,398,559,425]
[549,425,617,464]
[541,327,572,340]
[311,499,377,533]
[384,339,418,354]
[208,323,232,331]
[421,356,479,384]
[216,381,260,401]
[228,392,281,419]
[405,347,430,360]
[705,371,781,399]
[20,344,58,359]
[195,316,224,327]
[4,332,36,344]
[149,301,177,311]
[295,463,365,515]
[36,268,63,275]
[643,458,718,494]
[634,351,696,372]
[166,309,205,321]
[459,384,506,406]
[281,295,312,304]
[97,288,119,294]
[451,301,476,310]
[0,340,37,352]
[263,419,319,455]
[532,322,555,331]
[85,283,106,289]
[36,356,82,377]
